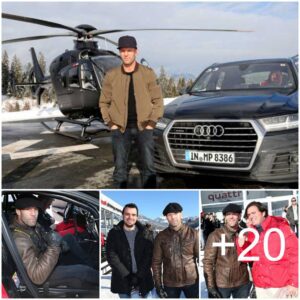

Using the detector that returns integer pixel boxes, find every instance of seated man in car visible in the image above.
[37,195,97,269]
[260,71,283,87]
[10,196,99,289]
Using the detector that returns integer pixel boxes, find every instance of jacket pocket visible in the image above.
[215,266,231,286]
[161,241,172,259]
[182,239,195,255]
[184,263,197,282]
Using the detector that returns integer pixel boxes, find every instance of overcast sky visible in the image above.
[2,1,298,76]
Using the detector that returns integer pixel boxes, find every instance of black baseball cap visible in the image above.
[15,197,43,209]
[222,203,242,215]
[163,203,183,216]
[117,35,137,49]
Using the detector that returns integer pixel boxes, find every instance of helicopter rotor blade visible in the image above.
[2,13,85,35]
[89,28,253,36]
[94,36,118,46]
[2,33,78,44]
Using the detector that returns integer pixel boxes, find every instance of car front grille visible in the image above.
[165,120,260,170]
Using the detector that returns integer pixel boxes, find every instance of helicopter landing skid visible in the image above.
[41,117,110,142]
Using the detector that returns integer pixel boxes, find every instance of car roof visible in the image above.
[211,58,293,68]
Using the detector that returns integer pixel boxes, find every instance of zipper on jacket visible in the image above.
[123,73,129,129]
[180,233,185,282]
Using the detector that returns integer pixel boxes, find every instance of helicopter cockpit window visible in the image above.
[91,55,122,84]
[68,66,80,88]
[80,63,97,91]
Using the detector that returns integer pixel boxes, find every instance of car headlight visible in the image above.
[155,118,172,130]
[258,113,298,132]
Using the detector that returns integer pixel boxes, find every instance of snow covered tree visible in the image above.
[23,62,34,97]
[158,66,169,98]
[10,55,23,98]
[38,51,46,74]
[2,51,10,95]
[177,77,186,94]
[166,77,177,97]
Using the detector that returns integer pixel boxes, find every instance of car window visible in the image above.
[191,62,296,92]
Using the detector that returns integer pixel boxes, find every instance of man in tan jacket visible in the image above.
[99,35,163,188]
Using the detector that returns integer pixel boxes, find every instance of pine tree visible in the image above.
[166,77,177,97]
[23,62,33,97]
[38,51,46,74]
[10,55,23,98]
[187,78,194,89]
[158,66,169,98]
[11,55,23,84]
[177,77,187,94]
[23,62,33,77]
[2,51,10,95]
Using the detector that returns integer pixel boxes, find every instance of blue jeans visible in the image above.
[164,282,199,298]
[111,127,156,188]
[48,264,99,289]
[218,282,252,298]
[60,234,96,269]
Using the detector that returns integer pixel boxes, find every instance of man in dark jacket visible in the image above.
[203,204,251,298]
[152,203,199,298]
[11,197,99,290]
[286,197,298,237]
[106,203,154,298]
[99,35,163,188]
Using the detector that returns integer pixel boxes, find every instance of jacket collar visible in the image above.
[11,217,41,236]
[168,223,186,233]
[116,219,144,231]
[121,62,139,74]
[224,223,239,236]
[250,215,289,233]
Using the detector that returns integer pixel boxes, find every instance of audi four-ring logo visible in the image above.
[193,125,225,137]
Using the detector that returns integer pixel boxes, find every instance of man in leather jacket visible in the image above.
[11,197,99,289]
[152,203,199,298]
[203,203,251,298]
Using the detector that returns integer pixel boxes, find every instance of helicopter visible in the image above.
[2,12,250,141]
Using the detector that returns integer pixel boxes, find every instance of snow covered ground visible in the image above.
[1,96,176,123]
[101,275,188,299]
[101,252,205,299]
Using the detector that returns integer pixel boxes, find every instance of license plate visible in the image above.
[185,150,235,164]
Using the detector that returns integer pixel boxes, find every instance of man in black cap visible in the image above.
[11,196,99,291]
[152,203,199,298]
[203,203,251,298]
[99,35,163,188]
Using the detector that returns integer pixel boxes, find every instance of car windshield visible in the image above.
[191,62,296,92]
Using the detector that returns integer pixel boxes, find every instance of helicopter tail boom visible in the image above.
[30,47,46,82]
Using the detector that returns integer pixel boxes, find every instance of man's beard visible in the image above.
[125,222,135,228]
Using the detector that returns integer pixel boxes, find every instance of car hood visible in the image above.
[164,91,298,119]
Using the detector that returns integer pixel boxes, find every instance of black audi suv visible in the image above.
[154,57,298,184]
